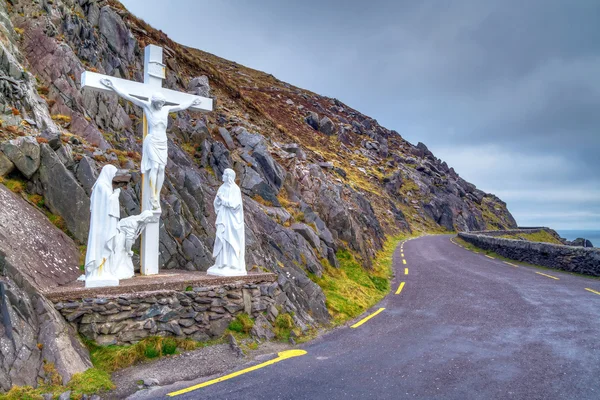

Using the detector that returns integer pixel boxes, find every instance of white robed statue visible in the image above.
[108,210,155,280]
[85,165,120,287]
[99,78,202,210]
[207,168,247,276]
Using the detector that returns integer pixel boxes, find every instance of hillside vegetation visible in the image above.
[0,0,516,330]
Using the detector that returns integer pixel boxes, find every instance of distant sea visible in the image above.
[556,230,600,247]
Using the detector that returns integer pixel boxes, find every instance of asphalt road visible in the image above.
[138,235,600,400]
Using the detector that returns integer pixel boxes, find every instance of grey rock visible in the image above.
[189,121,209,145]
[187,76,211,98]
[228,333,245,358]
[1,136,40,178]
[38,144,90,242]
[568,238,594,248]
[218,127,235,150]
[319,116,336,135]
[233,127,264,149]
[383,171,403,195]
[305,111,320,130]
[95,335,117,346]
[251,314,275,341]
[143,377,160,387]
[282,143,306,160]
[240,166,280,206]
[58,391,72,400]
[318,161,334,169]
[98,6,136,60]
[327,247,340,268]
[209,317,230,337]
[292,223,321,249]
[56,143,74,168]
[0,150,14,177]
[252,143,285,191]
[210,142,231,178]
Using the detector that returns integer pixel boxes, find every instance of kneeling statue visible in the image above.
[109,210,156,280]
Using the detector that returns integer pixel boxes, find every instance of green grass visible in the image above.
[499,230,563,245]
[85,336,211,373]
[1,176,25,193]
[310,234,405,325]
[0,367,114,400]
[228,313,254,335]
[273,313,295,340]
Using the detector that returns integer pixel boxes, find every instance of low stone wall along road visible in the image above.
[132,235,600,400]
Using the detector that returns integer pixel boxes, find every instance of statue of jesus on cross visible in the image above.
[81,44,213,275]
[99,79,201,209]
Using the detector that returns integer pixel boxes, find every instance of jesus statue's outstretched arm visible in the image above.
[100,79,149,110]
[167,97,203,113]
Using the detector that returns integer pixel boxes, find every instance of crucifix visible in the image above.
[81,44,213,275]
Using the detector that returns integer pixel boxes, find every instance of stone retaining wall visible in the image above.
[458,232,600,276]
[53,279,296,345]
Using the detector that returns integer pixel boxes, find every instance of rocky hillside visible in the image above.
[0,0,516,329]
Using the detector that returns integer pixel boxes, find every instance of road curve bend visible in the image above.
[137,235,600,400]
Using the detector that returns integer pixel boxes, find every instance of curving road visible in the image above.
[139,235,600,400]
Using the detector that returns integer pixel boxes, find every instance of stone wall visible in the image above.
[458,232,600,276]
[52,278,298,345]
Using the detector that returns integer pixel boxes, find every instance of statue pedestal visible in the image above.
[207,265,248,277]
[85,276,119,288]
[141,209,162,275]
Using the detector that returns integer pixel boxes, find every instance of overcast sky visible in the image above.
[121,0,599,230]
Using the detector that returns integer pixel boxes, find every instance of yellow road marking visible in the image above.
[485,255,494,259]
[585,288,600,296]
[403,259,407,265]
[535,271,559,280]
[167,350,307,396]
[504,261,518,267]
[395,282,405,294]
[401,253,405,257]
[404,268,408,275]
[351,308,385,328]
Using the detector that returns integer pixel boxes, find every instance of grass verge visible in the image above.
[310,234,406,325]
[498,230,563,245]
[0,367,114,400]
[86,336,223,373]
[454,236,600,281]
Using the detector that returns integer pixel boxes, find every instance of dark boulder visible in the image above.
[1,136,41,179]
[568,238,594,248]
[319,116,336,135]
[38,144,90,243]
[305,111,320,130]
[187,75,211,98]
[98,6,136,61]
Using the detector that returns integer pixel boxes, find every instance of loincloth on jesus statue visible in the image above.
[141,133,168,173]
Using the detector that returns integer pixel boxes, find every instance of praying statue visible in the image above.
[108,210,156,280]
[85,165,120,287]
[207,168,247,276]
[100,78,202,210]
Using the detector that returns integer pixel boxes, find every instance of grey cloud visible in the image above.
[121,0,600,230]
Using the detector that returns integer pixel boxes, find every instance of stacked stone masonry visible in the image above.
[458,232,600,276]
[53,280,290,345]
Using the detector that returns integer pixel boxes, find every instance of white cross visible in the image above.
[81,44,213,276]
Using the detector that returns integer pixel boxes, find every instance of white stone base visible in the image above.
[85,277,119,288]
[141,209,162,276]
[206,265,247,277]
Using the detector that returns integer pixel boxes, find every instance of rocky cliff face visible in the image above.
[0,0,516,344]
